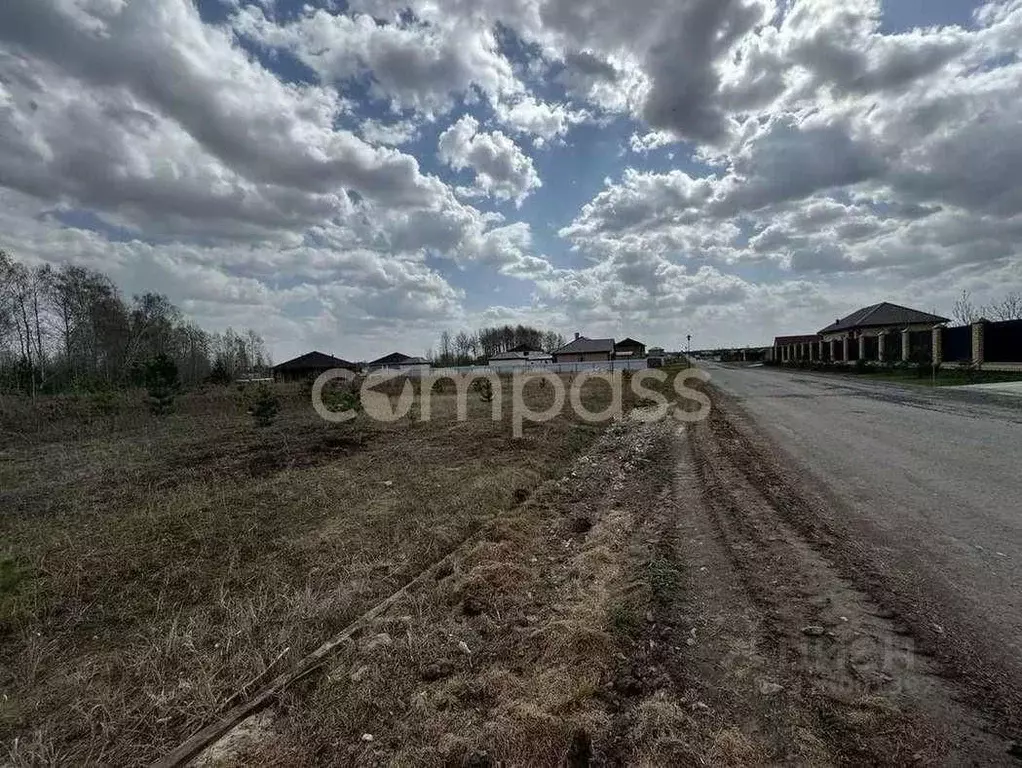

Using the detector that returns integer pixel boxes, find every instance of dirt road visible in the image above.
[674,364,1022,761]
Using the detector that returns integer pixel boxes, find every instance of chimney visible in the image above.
[574,332,580,340]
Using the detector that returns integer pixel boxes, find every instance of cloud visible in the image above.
[493,95,587,144]
[0,0,446,209]
[230,5,522,117]
[359,118,421,146]
[2,0,1022,360]
[438,115,541,205]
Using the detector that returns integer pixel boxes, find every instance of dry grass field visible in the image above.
[0,373,675,764]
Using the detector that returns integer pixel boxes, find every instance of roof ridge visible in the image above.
[856,302,886,324]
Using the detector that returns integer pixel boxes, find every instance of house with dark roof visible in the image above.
[272,351,356,382]
[773,302,951,364]
[552,334,615,363]
[613,337,647,359]
[818,302,949,362]
[367,352,430,371]
[817,302,949,338]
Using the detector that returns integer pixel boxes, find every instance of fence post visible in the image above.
[931,326,943,367]
[972,321,985,368]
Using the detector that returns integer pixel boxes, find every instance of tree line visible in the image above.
[428,325,566,367]
[0,250,269,396]
[951,290,1022,326]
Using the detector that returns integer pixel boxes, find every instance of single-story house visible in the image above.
[613,337,647,359]
[818,302,949,340]
[272,351,356,382]
[488,347,553,371]
[367,352,431,373]
[818,302,949,362]
[552,334,615,363]
[772,302,952,363]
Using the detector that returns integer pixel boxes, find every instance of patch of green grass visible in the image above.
[0,553,28,608]
[861,369,1022,387]
[608,601,643,638]
[647,557,682,605]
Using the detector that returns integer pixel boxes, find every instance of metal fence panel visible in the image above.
[984,319,1022,363]
[405,359,653,378]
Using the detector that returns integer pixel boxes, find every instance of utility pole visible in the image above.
[686,334,691,355]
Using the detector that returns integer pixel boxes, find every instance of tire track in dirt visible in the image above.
[651,387,1013,764]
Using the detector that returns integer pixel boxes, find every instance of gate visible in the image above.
[942,325,972,363]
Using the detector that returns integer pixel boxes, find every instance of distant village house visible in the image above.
[367,352,431,373]
[272,351,356,382]
[552,334,616,363]
[613,338,647,358]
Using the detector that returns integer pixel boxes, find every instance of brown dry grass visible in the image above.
[224,417,679,767]
[0,375,657,765]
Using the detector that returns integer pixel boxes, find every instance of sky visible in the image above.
[1,0,1021,361]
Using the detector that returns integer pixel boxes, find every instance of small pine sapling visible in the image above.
[250,383,281,427]
[145,354,179,416]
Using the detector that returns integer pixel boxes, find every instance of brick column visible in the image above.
[842,336,850,363]
[931,326,943,366]
[972,321,985,367]
[877,332,886,362]
[901,329,910,362]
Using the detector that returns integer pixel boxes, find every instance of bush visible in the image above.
[145,354,179,416]
[314,374,364,416]
[473,378,495,403]
[249,384,281,427]
[90,388,120,416]
[207,359,232,386]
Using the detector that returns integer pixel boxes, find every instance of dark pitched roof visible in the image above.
[508,344,544,353]
[774,334,821,346]
[615,337,645,349]
[554,336,615,355]
[818,302,950,334]
[368,352,412,366]
[273,351,354,371]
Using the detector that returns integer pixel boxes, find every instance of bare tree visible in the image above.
[542,330,565,353]
[0,250,270,393]
[438,330,453,366]
[984,292,1022,321]
[951,290,980,325]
